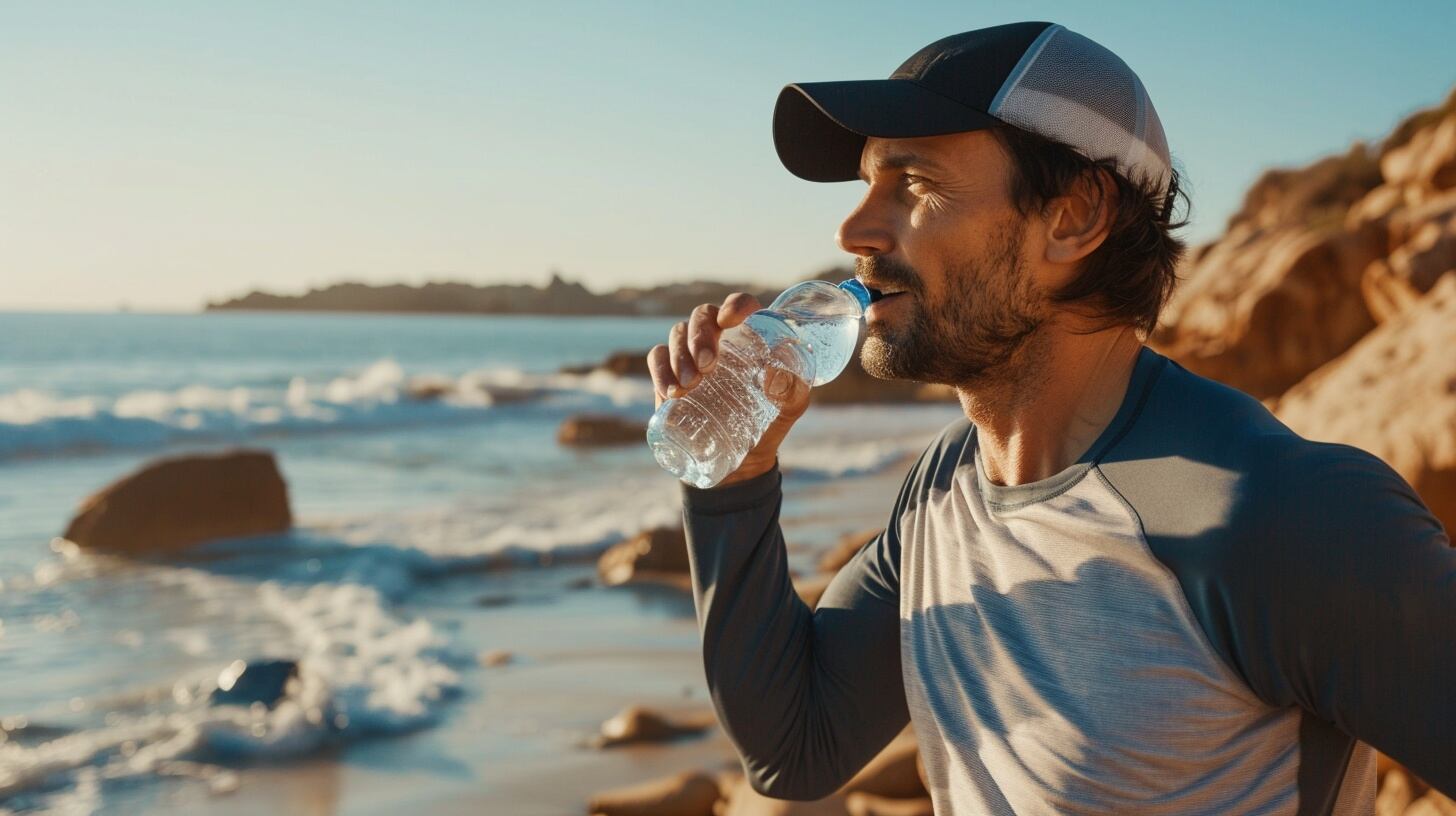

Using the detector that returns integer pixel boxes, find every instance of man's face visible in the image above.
[842,131,1050,386]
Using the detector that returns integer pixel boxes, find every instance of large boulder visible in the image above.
[1154,92,1456,399]
[63,449,292,555]
[1274,274,1456,535]
[818,529,882,574]
[588,770,721,816]
[593,704,714,749]
[598,526,690,586]
[718,776,849,816]
[558,414,648,447]
[838,728,926,801]
[209,659,299,709]
[1152,220,1385,400]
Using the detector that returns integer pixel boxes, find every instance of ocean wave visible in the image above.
[0,578,462,809]
[0,358,655,461]
[779,434,928,481]
[317,472,683,568]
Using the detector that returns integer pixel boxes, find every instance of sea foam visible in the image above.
[0,358,656,460]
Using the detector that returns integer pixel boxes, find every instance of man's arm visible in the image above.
[680,455,920,800]
[1247,442,1456,794]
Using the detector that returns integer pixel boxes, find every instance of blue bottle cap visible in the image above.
[838,278,872,311]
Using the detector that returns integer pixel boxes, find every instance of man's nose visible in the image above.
[835,192,895,257]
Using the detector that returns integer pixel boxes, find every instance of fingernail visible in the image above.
[696,347,715,369]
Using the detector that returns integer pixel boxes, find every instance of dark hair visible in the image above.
[986,122,1191,336]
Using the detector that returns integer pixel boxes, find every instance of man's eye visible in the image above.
[902,174,931,189]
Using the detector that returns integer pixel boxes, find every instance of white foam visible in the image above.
[0,357,657,460]
[0,571,461,807]
[779,435,928,480]
[321,472,681,566]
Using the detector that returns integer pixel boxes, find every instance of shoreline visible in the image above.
[165,453,924,814]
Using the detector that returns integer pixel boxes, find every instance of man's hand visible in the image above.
[647,293,812,487]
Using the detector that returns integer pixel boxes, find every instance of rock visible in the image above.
[818,529,881,574]
[1378,768,1417,816]
[1382,113,1456,194]
[558,414,648,447]
[719,775,848,816]
[480,384,540,405]
[588,770,722,816]
[561,349,654,378]
[1152,221,1385,399]
[844,793,934,816]
[1274,274,1456,534]
[1346,183,1409,230]
[594,705,713,748]
[474,593,515,608]
[1362,258,1426,324]
[1362,190,1456,322]
[404,376,454,401]
[839,728,925,800]
[600,350,653,378]
[210,659,298,709]
[1226,142,1383,234]
[1386,218,1456,296]
[63,449,292,555]
[1406,791,1456,816]
[598,527,689,586]
[478,650,513,668]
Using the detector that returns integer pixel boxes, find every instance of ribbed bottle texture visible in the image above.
[646,279,871,488]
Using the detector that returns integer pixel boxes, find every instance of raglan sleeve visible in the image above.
[678,450,923,801]
[1246,443,1456,794]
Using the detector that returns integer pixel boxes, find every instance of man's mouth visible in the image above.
[865,285,911,302]
[865,289,910,321]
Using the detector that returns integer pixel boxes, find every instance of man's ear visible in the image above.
[1042,167,1117,266]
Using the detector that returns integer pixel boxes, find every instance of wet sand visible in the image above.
[168,455,920,815]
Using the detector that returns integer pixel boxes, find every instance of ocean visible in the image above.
[0,311,962,813]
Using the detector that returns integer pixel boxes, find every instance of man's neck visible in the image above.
[957,326,1142,487]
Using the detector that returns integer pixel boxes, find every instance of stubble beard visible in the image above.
[859,219,1050,389]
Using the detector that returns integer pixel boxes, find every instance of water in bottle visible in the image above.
[646,279,873,488]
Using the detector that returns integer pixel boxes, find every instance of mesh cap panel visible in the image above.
[989,25,1172,199]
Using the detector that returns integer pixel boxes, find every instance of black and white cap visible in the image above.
[774,21,1172,203]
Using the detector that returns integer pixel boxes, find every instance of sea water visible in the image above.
[0,309,960,812]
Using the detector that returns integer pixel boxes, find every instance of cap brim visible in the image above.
[773,80,1002,182]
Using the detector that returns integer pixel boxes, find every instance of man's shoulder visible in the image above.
[1102,348,1441,575]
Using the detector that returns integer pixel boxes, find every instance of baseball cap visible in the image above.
[773,21,1173,206]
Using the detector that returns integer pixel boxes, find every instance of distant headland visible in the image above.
[203,269,852,317]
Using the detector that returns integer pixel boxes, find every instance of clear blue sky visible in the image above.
[2,0,1453,311]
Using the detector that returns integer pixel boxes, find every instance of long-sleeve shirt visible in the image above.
[679,344,1455,815]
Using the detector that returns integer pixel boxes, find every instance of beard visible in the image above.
[858,218,1049,387]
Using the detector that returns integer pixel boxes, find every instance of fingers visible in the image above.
[717,292,762,329]
[647,344,672,407]
[651,293,766,405]
[667,320,694,394]
[687,303,721,375]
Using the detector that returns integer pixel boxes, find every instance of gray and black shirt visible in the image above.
[680,345,1454,815]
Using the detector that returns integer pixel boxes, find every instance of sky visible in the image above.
[2,1,1454,312]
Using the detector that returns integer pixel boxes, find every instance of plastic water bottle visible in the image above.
[646,279,873,488]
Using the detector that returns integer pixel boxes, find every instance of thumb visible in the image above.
[763,367,812,421]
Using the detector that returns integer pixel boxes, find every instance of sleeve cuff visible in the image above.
[680,460,782,515]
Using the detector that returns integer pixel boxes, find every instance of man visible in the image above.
[646,21,1454,815]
